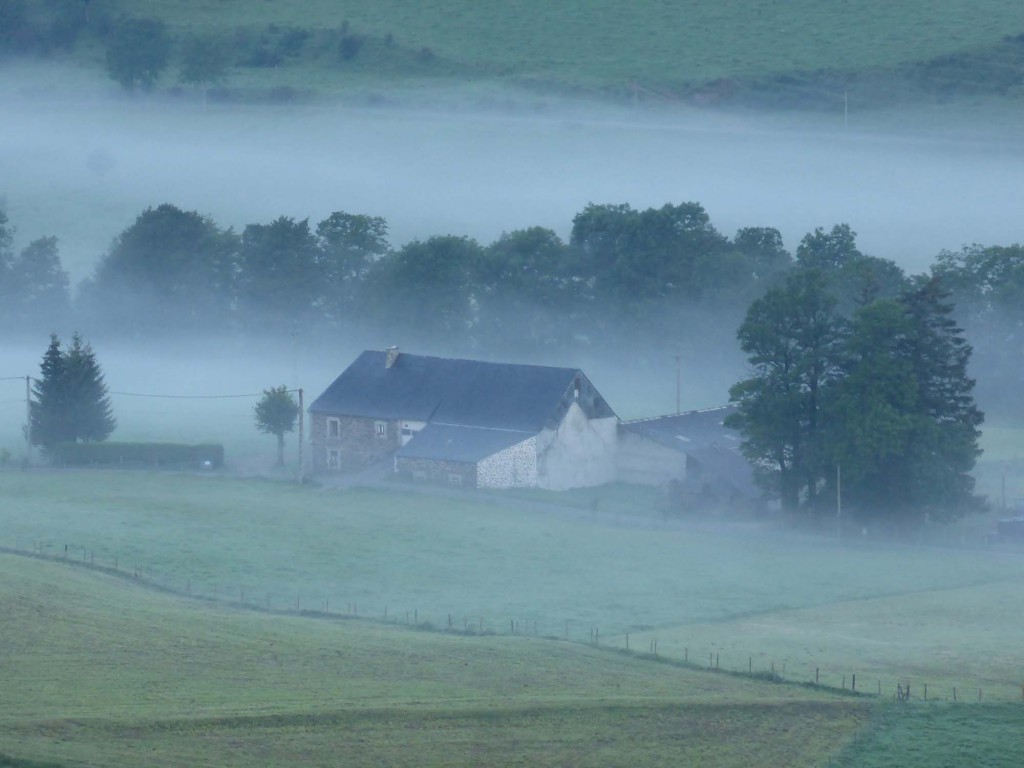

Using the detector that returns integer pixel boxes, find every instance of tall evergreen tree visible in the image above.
[895,276,984,519]
[30,334,116,449]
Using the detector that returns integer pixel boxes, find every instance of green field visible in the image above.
[76,0,1024,100]
[0,554,869,767]
[2,470,1022,703]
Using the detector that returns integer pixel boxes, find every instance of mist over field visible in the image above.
[3,71,1024,285]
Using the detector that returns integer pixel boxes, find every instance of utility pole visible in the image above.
[836,464,842,539]
[297,388,304,484]
[675,352,681,416]
[24,375,31,466]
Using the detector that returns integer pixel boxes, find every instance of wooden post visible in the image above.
[852,674,856,692]
[25,376,32,466]
[816,668,819,684]
[953,687,957,702]
[924,683,927,700]
[297,388,304,483]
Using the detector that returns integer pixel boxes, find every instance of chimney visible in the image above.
[385,346,400,368]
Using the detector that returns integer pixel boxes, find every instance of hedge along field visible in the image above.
[127,0,1023,91]
[0,555,868,768]
[1,471,1022,683]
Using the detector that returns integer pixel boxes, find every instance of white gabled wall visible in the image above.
[536,402,618,491]
[477,436,538,489]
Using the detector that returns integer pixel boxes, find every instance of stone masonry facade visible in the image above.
[395,457,477,487]
[311,413,400,472]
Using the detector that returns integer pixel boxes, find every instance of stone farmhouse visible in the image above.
[308,348,619,490]
[309,348,757,501]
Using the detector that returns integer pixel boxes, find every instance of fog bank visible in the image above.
[3,85,1024,282]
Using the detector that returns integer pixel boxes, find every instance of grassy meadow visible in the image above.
[2,470,1023,702]
[76,1,1024,99]
[0,554,870,767]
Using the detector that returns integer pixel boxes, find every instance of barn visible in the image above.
[618,407,759,511]
[308,348,618,490]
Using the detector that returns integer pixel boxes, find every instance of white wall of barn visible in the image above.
[536,402,618,491]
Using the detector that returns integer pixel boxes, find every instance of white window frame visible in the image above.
[327,418,340,438]
[375,420,387,438]
[327,449,340,469]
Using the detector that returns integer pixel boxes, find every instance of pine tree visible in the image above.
[896,276,984,519]
[30,334,116,449]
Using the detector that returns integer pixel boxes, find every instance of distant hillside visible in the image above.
[4,1,1024,107]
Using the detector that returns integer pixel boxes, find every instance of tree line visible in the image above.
[3,202,1021,367]
[1,201,1019,364]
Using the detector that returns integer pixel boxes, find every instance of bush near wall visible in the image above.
[49,442,224,469]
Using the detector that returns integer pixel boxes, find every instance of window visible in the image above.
[327,418,340,438]
[375,421,387,438]
[447,473,463,486]
[327,449,340,469]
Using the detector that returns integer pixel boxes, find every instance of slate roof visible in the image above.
[620,406,740,452]
[395,423,534,463]
[309,350,616,433]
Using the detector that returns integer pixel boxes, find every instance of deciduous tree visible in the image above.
[104,16,170,91]
[726,270,847,513]
[254,385,299,466]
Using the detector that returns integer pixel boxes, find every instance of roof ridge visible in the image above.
[621,405,734,425]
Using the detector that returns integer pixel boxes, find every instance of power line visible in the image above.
[108,388,300,399]
[0,376,27,382]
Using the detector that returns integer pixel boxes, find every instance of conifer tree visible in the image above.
[30,334,116,449]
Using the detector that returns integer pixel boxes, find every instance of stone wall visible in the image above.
[311,413,399,472]
[477,437,537,489]
[395,456,477,487]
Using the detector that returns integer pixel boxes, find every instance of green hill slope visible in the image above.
[0,554,864,767]
[8,0,1024,106]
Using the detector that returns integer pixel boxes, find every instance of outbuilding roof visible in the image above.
[396,423,534,463]
[309,350,615,433]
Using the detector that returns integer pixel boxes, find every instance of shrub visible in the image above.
[338,33,365,61]
[49,442,224,469]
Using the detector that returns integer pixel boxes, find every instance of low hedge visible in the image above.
[49,442,224,469]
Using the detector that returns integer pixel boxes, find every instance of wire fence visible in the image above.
[4,539,1022,704]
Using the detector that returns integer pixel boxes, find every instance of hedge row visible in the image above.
[49,442,224,469]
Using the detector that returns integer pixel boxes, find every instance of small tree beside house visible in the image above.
[254,385,299,466]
